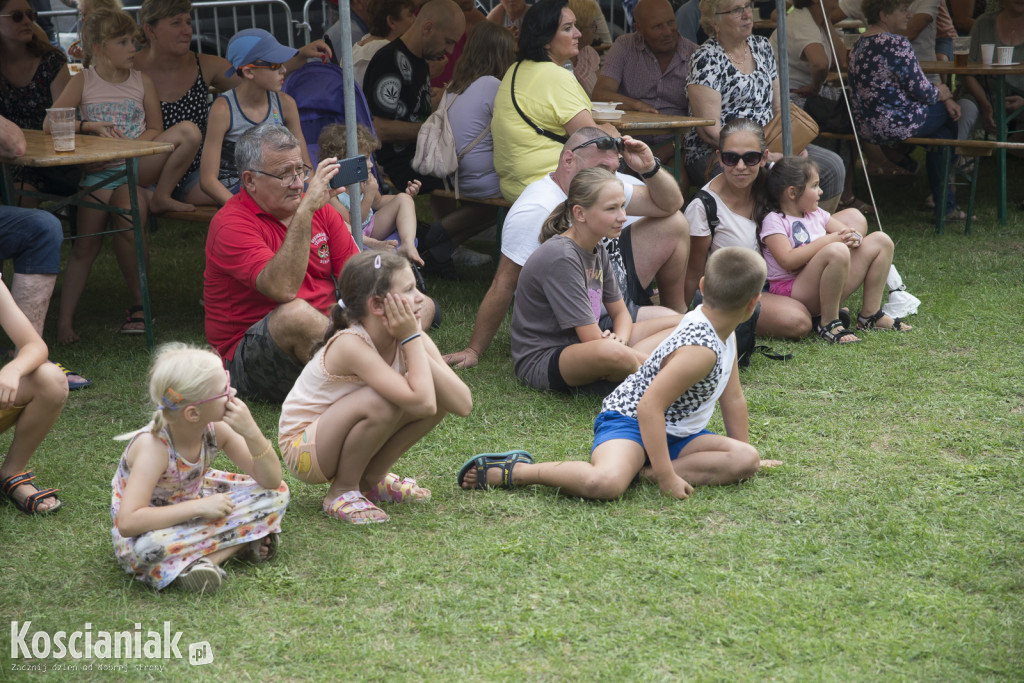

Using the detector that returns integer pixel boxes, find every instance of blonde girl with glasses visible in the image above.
[111,343,289,594]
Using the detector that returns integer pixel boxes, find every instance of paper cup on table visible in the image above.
[981,43,995,65]
[45,107,76,152]
[996,46,1014,65]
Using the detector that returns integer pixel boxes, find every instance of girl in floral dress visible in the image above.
[111,344,289,593]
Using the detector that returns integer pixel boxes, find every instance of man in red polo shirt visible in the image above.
[205,124,366,402]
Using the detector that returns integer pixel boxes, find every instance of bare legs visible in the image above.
[137,121,202,215]
[0,361,68,512]
[461,434,775,500]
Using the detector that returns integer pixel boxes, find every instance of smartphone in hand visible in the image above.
[328,156,369,189]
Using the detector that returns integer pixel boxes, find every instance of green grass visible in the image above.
[1,165,1022,681]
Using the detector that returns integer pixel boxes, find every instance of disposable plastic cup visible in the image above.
[981,43,995,65]
[996,46,1013,65]
[45,107,76,152]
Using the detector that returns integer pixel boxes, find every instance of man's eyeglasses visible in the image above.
[571,136,625,155]
[720,150,763,167]
[0,9,38,22]
[245,60,284,70]
[249,165,312,186]
[716,2,754,18]
[186,370,232,408]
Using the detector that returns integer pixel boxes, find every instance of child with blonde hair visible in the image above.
[279,251,471,524]
[111,344,289,593]
[318,123,424,266]
[46,8,201,343]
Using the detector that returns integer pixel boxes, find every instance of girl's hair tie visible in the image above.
[159,387,184,411]
[337,298,346,311]
[374,255,382,269]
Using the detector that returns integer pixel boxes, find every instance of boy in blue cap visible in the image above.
[200,29,312,206]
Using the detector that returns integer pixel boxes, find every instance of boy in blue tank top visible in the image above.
[458,246,782,499]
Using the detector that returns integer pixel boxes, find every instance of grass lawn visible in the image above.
[1,164,1022,681]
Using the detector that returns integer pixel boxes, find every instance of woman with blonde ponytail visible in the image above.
[110,344,289,594]
[510,168,679,393]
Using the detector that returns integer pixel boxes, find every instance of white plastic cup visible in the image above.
[981,43,995,65]
[996,46,1014,66]
[45,107,76,152]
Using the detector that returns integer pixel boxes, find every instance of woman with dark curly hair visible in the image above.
[491,0,613,201]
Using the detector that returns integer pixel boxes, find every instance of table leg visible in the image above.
[673,132,682,185]
[0,163,14,207]
[125,158,155,350]
[995,76,1007,226]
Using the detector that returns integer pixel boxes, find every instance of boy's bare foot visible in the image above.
[759,459,783,468]
[149,195,195,214]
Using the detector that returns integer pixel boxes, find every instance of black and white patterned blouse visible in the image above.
[602,307,735,438]
[685,35,778,167]
[159,52,209,180]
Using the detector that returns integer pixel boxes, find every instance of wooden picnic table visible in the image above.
[0,130,175,350]
[607,112,715,183]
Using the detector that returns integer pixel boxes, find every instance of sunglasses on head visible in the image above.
[720,150,764,167]
[244,59,284,70]
[0,9,38,22]
[571,136,625,154]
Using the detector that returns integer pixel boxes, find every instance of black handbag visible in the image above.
[803,94,854,135]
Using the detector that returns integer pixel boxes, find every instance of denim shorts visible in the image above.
[591,410,713,463]
[0,206,63,274]
[171,168,202,201]
[224,313,305,404]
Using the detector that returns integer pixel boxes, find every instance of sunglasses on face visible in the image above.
[0,9,38,22]
[720,150,764,167]
[571,136,625,154]
[245,60,284,70]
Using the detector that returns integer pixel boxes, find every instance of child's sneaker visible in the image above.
[174,557,225,594]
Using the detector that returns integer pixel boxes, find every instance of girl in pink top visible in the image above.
[757,157,910,345]
[278,252,472,525]
[45,9,200,343]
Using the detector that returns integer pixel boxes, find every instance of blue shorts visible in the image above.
[0,206,63,274]
[81,166,128,192]
[171,167,202,201]
[591,410,713,464]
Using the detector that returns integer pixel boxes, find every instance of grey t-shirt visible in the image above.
[511,235,622,390]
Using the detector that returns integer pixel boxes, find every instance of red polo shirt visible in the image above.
[204,189,359,360]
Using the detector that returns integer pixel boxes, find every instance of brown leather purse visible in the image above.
[763,103,820,155]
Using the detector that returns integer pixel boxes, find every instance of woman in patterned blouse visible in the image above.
[848,0,967,220]
[685,0,846,211]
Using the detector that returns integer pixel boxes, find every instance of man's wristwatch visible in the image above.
[639,158,661,179]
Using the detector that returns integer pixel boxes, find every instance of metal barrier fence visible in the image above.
[40,0,299,56]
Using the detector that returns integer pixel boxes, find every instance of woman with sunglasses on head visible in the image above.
[198,29,313,207]
[112,343,289,594]
[491,0,616,201]
[684,119,868,340]
[0,0,76,201]
[685,0,846,212]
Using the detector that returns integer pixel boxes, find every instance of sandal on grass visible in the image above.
[174,557,226,594]
[54,362,92,390]
[866,163,915,178]
[457,450,534,490]
[119,305,150,335]
[838,196,874,216]
[944,208,975,222]
[235,533,279,564]
[816,319,861,344]
[323,490,389,524]
[364,473,431,504]
[857,310,911,331]
[1,471,61,515]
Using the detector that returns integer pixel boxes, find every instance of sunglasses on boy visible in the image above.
[244,59,284,71]
[0,9,38,22]
[571,136,625,155]
[720,150,764,167]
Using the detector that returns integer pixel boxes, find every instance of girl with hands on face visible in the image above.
[756,157,910,345]
[278,251,471,525]
[111,344,289,593]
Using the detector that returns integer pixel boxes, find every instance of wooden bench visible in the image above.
[431,189,512,250]
[816,132,1024,234]
[151,204,219,229]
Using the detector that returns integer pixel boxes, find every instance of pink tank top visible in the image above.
[80,67,146,139]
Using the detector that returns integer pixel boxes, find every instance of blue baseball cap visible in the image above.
[224,29,298,78]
